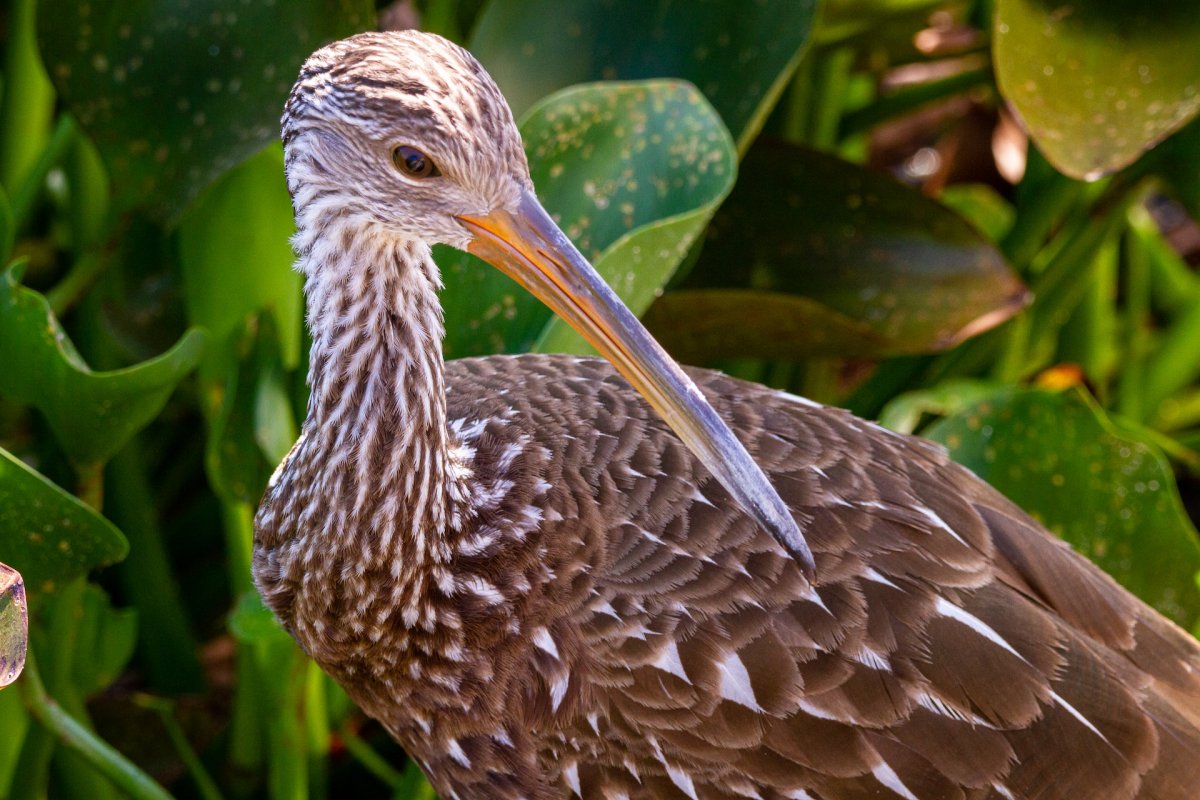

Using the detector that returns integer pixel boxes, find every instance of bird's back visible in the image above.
[440,353,1200,800]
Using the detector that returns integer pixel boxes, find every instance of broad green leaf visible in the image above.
[442,80,736,357]
[662,142,1027,359]
[925,387,1200,625]
[38,0,374,220]
[180,145,302,369]
[0,447,128,592]
[470,0,817,152]
[994,0,1200,180]
[643,289,886,364]
[0,562,26,688]
[0,266,205,467]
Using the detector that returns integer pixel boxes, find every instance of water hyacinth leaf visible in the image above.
[668,142,1026,358]
[0,447,128,593]
[179,145,302,369]
[924,387,1200,625]
[993,0,1200,180]
[470,0,817,152]
[37,0,374,221]
[0,563,27,688]
[442,80,736,357]
[644,289,886,364]
[0,266,205,467]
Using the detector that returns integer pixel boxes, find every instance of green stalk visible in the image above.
[10,115,75,230]
[809,47,855,151]
[0,0,55,194]
[306,663,331,798]
[840,68,992,138]
[17,652,173,800]
[108,442,205,692]
[1056,237,1117,392]
[338,724,406,790]
[1118,226,1152,422]
[133,695,224,800]
[1000,170,1084,270]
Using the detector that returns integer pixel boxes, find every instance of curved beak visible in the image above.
[456,190,814,579]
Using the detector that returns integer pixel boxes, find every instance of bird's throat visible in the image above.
[306,234,465,544]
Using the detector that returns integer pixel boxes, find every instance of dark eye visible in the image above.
[392,145,440,178]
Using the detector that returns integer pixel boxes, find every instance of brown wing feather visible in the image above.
[439,355,1200,800]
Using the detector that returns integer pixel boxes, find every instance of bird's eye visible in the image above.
[392,145,440,179]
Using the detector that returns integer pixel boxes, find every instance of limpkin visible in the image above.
[253,30,1200,800]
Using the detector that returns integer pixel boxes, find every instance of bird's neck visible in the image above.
[298,227,468,557]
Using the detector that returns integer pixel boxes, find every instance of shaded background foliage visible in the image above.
[1,0,1200,797]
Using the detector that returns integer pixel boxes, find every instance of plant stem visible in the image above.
[18,652,174,800]
[133,695,224,800]
[338,723,406,790]
[10,115,75,230]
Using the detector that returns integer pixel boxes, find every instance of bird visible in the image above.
[253,29,1200,800]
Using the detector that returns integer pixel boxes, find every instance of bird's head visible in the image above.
[281,30,815,579]
[282,30,529,249]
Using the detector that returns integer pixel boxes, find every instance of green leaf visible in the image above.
[655,142,1027,360]
[0,562,27,688]
[0,266,206,467]
[925,387,1200,625]
[37,0,374,221]
[179,145,302,369]
[470,0,817,152]
[994,0,1200,180]
[441,79,736,357]
[0,447,128,593]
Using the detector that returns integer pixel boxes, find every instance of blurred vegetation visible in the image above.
[2,0,1200,797]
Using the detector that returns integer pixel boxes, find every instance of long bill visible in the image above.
[457,189,815,579]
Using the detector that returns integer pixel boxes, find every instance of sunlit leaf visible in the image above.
[0,563,26,688]
[0,447,128,593]
[470,0,817,152]
[38,0,374,220]
[924,387,1200,625]
[179,145,302,369]
[0,265,205,467]
[994,0,1200,180]
[656,142,1027,360]
[442,80,736,357]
